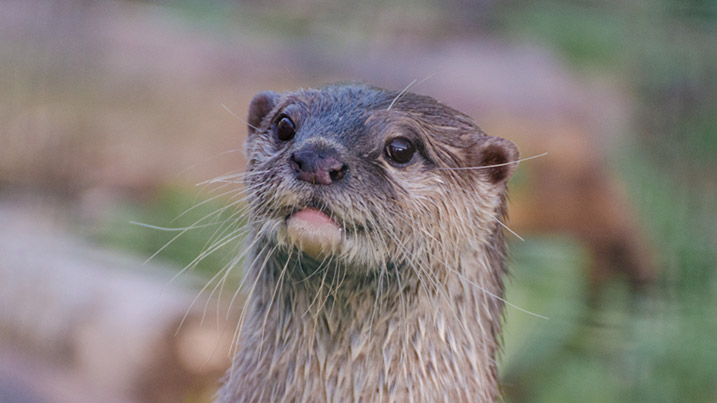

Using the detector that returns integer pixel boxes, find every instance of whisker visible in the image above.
[448,267,549,320]
[170,186,245,223]
[386,72,437,111]
[222,103,260,132]
[175,148,244,178]
[130,221,224,232]
[436,152,548,171]
[387,79,417,111]
[495,218,524,242]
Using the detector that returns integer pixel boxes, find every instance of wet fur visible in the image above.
[217,84,518,402]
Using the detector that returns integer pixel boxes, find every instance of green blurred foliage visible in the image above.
[495,1,717,402]
[95,185,247,281]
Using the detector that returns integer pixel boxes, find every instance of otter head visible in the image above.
[244,84,518,279]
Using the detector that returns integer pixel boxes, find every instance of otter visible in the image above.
[216,84,519,402]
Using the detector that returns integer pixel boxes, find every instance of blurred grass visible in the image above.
[617,150,717,402]
[496,0,717,402]
[94,185,246,281]
[500,237,589,380]
[498,1,628,69]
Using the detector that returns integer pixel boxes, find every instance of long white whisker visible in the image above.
[436,152,548,171]
[222,103,260,132]
[387,72,437,111]
[387,79,417,111]
[449,267,549,320]
[495,218,524,242]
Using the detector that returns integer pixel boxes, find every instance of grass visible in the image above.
[495,1,717,401]
[93,185,247,282]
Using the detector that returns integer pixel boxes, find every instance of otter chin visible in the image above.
[285,208,342,260]
[217,83,519,403]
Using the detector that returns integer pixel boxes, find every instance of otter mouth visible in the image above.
[285,207,343,260]
[283,200,369,234]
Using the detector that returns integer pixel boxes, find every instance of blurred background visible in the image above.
[1,0,716,402]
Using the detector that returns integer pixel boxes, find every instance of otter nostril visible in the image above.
[290,153,302,173]
[330,164,348,181]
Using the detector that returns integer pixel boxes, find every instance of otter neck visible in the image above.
[223,240,506,402]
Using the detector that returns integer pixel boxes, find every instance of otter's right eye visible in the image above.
[384,137,416,164]
[274,116,296,141]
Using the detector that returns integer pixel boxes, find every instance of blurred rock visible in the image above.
[0,197,234,403]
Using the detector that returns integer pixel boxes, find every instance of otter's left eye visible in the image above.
[384,137,416,164]
[274,116,296,141]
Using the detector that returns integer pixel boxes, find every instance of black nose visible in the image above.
[290,147,348,185]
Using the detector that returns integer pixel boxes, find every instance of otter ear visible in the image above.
[471,136,519,186]
[247,91,280,135]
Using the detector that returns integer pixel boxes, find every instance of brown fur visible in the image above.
[216,84,518,402]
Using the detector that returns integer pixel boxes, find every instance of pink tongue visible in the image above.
[286,208,341,260]
[291,208,337,229]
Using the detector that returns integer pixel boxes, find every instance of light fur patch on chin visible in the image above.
[286,208,342,260]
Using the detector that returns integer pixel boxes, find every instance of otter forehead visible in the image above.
[276,85,396,151]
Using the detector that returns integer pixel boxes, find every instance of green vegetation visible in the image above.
[95,185,247,281]
[496,1,717,401]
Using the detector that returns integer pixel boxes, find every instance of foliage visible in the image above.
[94,185,246,281]
[497,1,717,402]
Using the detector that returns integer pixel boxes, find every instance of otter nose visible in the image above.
[290,147,348,185]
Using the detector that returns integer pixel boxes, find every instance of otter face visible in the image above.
[243,84,518,277]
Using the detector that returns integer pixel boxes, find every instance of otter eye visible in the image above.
[384,137,416,164]
[274,116,296,141]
